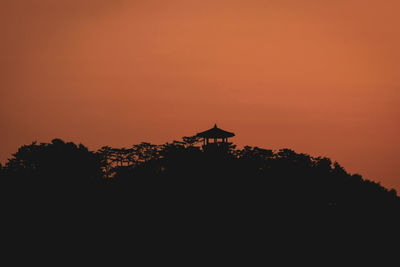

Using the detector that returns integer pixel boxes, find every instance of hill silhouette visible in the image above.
[1,137,399,260]
[1,137,398,213]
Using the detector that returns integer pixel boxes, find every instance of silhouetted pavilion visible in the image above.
[196,124,235,146]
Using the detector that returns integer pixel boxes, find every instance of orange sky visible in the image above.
[1,0,399,190]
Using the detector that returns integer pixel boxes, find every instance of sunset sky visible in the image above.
[1,1,399,190]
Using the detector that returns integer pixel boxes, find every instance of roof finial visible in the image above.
[214,123,217,128]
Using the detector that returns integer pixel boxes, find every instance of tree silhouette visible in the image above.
[1,137,399,220]
[2,139,103,187]
[182,135,202,147]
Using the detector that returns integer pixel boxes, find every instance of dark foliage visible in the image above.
[1,137,399,254]
[1,138,398,213]
[2,139,103,187]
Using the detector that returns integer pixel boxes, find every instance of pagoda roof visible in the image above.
[196,124,235,138]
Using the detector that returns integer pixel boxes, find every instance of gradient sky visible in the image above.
[1,0,399,190]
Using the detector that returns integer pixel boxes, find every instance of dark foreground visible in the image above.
[1,139,399,262]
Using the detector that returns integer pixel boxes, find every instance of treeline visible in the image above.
[1,137,397,265]
[0,137,399,215]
